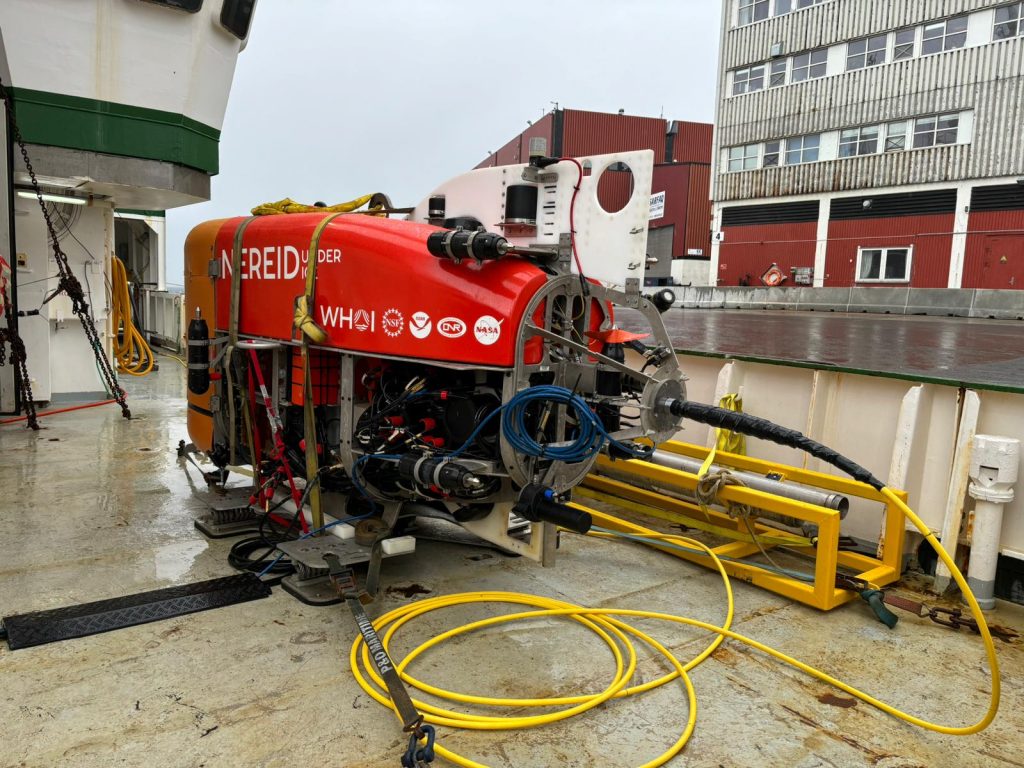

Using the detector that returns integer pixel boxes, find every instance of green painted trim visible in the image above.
[10,88,220,175]
[676,348,1024,396]
[116,208,166,218]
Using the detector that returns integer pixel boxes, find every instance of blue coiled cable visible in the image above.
[446,384,646,463]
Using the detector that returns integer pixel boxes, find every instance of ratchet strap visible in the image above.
[296,213,346,532]
[226,217,258,465]
[323,553,435,766]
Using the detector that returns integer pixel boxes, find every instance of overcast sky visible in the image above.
[165,0,724,287]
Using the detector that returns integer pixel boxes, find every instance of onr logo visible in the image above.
[437,317,467,338]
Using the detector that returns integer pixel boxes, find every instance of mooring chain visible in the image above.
[0,76,130,419]
[0,281,38,428]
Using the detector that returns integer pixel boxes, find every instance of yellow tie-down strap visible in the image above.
[292,213,349,345]
[295,212,350,532]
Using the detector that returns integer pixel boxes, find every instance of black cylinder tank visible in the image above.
[187,315,210,395]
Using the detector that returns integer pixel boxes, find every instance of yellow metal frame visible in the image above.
[575,440,907,611]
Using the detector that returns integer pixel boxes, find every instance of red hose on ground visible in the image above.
[0,399,116,425]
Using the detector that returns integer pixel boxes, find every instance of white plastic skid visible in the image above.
[409,150,655,288]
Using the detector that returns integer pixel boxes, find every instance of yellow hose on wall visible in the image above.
[111,256,154,377]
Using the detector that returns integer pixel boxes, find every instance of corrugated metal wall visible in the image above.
[493,134,522,168]
[652,164,690,257]
[716,201,1024,288]
[962,209,1024,288]
[650,163,713,259]
[825,213,955,287]
[474,114,554,169]
[686,163,713,257]
[673,122,714,164]
[717,221,818,285]
[721,0,997,70]
[715,0,1024,202]
[561,109,666,156]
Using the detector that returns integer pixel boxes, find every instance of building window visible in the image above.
[894,28,916,59]
[913,113,960,147]
[884,121,908,151]
[791,48,828,81]
[738,0,769,25]
[839,125,880,157]
[922,16,968,55]
[847,34,888,70]
[994,2,1023,39]
[785,134,820,164]
[728,144,760,171]
[796,0,825,6]
[762,141,781,167]
[857,247,912,283]
[775,0,793,13]
[769,59,788,87]
[220,0,256,39]
[733,65,766,94]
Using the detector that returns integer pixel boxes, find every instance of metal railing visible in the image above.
[141,289,185,352]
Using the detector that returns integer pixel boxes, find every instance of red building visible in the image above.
[712,1,1024,291]
[475,108,713,283]
[714,186,1024,289]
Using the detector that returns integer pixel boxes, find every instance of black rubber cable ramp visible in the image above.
[1,573,272,650]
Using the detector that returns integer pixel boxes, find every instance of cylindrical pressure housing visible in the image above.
[647,449,849,515]
[504,185,538,225]
[186,313,210,395]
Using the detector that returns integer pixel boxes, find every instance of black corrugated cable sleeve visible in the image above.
[667,400,885,491]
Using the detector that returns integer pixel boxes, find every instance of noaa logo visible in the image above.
[382,308,404,338]
[437,317,466,339]
[410,311,431,339]
[474,315,502,346]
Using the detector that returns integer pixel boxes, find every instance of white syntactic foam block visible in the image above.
[382,536,416,556]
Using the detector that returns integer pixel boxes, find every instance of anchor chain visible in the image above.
[0,278,38,429]
[0,76,130,419]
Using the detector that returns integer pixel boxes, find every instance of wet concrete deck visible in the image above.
[1,363,1022,767]
[620,309,1024,393]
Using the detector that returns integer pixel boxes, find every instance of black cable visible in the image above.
[668,400,884,490]
[227,471,324,580]
[227,503,301,582]
[228,536,291,574]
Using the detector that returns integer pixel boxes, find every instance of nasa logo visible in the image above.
[382,308,404,338]
[409,311,432,339]
[437,317,466,339]
[474,315,502,346]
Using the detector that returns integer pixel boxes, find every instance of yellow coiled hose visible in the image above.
[111,256,154,376]
[350,490,1000,767]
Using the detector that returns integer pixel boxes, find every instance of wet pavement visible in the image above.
[0,360,1022,767]
[620,309,1024,393]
